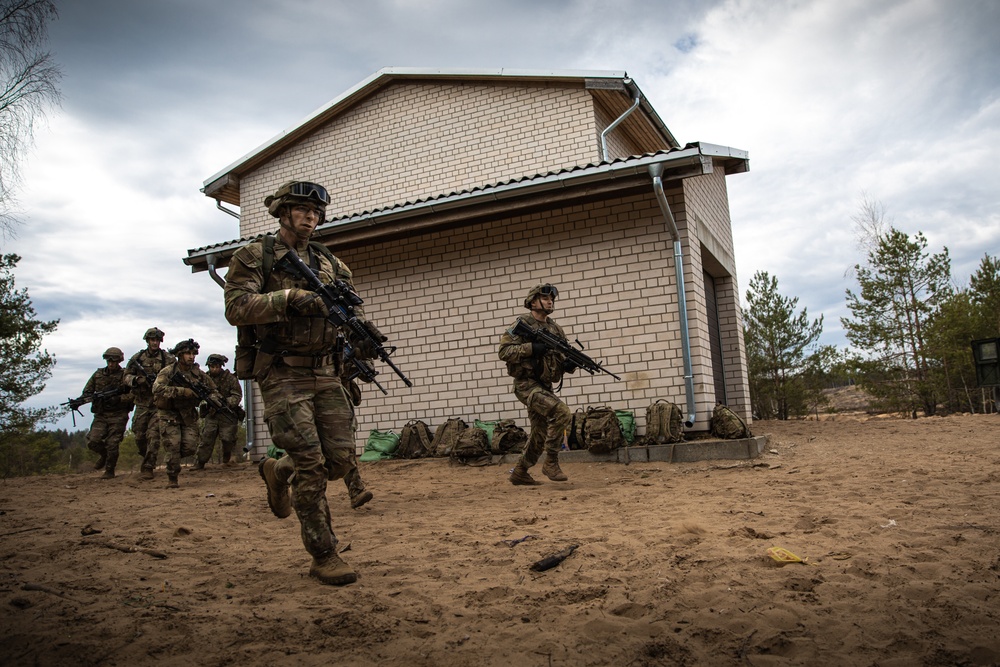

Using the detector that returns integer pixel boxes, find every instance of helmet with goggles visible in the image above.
[103,347,125,362]
[170,339,200,355]
[264,180,330,218]
[524,283,559,309]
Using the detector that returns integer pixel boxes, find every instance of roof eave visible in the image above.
[186,143,748,273]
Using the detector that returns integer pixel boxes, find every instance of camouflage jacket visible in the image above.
[124,348,175,406]
[82,367,133,414]
[224,233,364,359]
[204,368,242,418]
[498,313,569,387]
[152,362,221,418]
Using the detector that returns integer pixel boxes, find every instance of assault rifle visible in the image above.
[61,385,132,427]
[127,358,157,386]
[170,371,238,420]
[281,247,412,390]
[508,319,622,381]
[343,337,387,395]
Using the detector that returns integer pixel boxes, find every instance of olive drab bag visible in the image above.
[450,427,492,466]
[710,403,751,440]
[432,417,468,457]
[645,399,684,444]
[396,419,434,459]
[567,408,587,450]
[582,406,626,454]
[491,419,527,455]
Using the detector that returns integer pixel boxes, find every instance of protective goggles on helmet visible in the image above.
[287,182,330,205]
[538,284,559,298]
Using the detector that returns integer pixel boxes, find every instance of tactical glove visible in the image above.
[531,342,547,358]
[175,387,197,399]
[287,288,329,317]
[353,321,388,359]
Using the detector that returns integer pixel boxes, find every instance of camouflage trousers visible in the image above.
[196,414,240,464]
[131,403,161,460]
[513,379,572,468]
[260,365,355,559]
[87,411,131,470]
[151,409,198,478]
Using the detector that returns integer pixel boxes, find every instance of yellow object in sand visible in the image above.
[767,547,813,565]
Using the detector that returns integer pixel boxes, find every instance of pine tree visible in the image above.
[744,271,824,420]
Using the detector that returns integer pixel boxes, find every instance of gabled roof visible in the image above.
[201,67,678,206]
[186,142,748,273]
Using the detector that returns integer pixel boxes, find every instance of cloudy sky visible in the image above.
[7,0,998,431]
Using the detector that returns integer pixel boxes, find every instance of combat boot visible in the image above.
[309,552,358,586]
[542,453,568,482]
[509,461,542,486]
[166,475,179,489]
[100,468,115,480]
[350,489,374,509]
[94,453,107,470]
[259,458,291,519]
[139,468,154,481]
[191,460,205,471]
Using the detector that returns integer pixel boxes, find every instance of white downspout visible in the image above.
[649,164,696,428]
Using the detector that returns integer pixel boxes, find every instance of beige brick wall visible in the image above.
[238,81,602,239]
[681,170,752,420]
[235,185,740,455]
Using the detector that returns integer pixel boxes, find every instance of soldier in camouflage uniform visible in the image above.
[498,284,576,485]
[124,327,175,479]
[193,354,245,468]
[152,339,223,489]
[82,348,134,479]
[224,180,383,586]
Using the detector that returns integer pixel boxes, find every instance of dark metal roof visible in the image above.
[185,142,748,272]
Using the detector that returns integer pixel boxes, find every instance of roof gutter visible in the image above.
[649,162,697,428]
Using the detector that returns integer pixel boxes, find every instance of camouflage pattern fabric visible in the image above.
[86,412,131,471]
[124,347,174,458]
[225,233,366,559]
[499,315,573,468]
[195,368,243,464]
[150,362,221,479]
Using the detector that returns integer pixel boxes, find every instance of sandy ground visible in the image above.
[2,413,1000,667]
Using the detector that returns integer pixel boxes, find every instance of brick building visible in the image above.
[184,68,751,457]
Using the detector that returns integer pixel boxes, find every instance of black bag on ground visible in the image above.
[397,419,434,459]
[432,417,468,457]
[710,404,751,439]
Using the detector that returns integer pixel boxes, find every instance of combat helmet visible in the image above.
[523,283,559,309]
[264,180,331,218]
[170,339,200,355]
[206,354,228,366]
[143,327,165,341]
[103,347,125,362]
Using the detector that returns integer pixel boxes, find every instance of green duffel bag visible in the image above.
[360,429,401,462]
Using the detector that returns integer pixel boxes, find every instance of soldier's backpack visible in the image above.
[711,404,751,440]
[432,417,468,457]
[568,408,587,450]
[645,399,684,444]
[397,419,434,459]
[450,427,492,466]
[582,406,626,454]
[491,419,527,454]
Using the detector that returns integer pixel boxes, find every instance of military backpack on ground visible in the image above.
[710,404,751,439]
[645,399,684,444]
[491,418,527,454]
[432,417,468,457]
[396,419,434,459]
[572,406,625,454]
[568,408,587,450]
[450,427,492,466]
